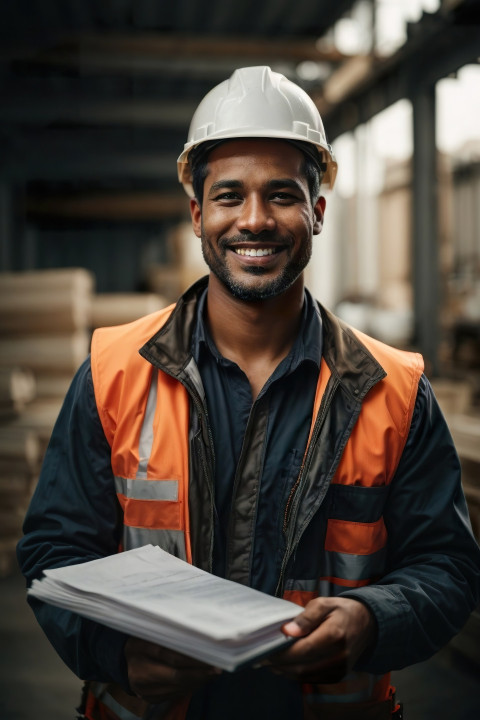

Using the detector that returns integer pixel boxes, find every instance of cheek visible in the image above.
[202,216,231,243]
[291,210,315,239]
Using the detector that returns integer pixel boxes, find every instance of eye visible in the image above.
[270,191,301,204]
[212,192,242,203]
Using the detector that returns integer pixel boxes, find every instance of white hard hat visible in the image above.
[177,66,337,197]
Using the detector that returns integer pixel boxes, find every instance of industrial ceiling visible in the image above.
[0,0,479,223]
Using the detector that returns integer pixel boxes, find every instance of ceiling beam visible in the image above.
[1,147,180,182]
[0,95,196,127]
[26,191,189,220]
[321,20,480,141]
[16,33,350,72]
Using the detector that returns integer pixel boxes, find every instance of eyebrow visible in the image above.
[268,179,304,194]
[207,178,305,197]
[208,180,243,196]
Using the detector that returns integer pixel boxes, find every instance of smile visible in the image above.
[233,247,281,257]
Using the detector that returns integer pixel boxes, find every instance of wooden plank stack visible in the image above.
[431,377,480,667]
[91,292,167,328]
[0,268,94,576]
[0,269,168,577]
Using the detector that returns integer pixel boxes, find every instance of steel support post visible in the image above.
[412,83,439,375]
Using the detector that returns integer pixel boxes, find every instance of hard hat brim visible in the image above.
[178,133,337,197]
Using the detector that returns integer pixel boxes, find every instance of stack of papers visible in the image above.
[28,544,301,671]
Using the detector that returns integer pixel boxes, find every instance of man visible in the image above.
[18,66,480,720]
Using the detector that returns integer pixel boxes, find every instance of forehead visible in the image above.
[205,139,306,182]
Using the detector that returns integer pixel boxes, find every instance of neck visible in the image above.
[205,274,305,369]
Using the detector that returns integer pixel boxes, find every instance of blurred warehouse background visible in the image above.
[0,1,479,718]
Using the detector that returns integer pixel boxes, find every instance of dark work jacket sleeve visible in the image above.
[343,373,480,673]
[16,357,130,689]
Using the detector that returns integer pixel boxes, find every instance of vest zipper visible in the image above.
[275,376,340,597]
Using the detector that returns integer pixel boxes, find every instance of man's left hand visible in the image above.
[266,597,376,684]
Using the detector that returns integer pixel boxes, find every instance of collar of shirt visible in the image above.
[191,286,323,379]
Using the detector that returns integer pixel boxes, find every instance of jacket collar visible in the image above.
[139,276,209,378]
[320,305,387,401]
[140,275,387,396]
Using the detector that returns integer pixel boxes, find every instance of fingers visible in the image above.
[274,612,346,666]
[127,637,214,669]
[125,637,221,703]
[266,597,376,685]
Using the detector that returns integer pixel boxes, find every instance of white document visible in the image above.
[28,544,302,671]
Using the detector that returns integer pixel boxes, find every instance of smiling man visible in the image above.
[192,139,325,305]
[18,67,480,720]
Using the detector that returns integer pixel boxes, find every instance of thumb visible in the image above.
[282,599,332,637]
[282,612,317,638]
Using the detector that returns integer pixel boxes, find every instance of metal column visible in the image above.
[0,183,13,271]
[411,83,439,376]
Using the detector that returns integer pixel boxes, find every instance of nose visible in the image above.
[237,195,276,235]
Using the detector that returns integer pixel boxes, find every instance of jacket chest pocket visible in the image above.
[320,483,390,593]
[284,483,390,599]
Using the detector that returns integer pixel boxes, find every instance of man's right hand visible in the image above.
[124,637,222,703]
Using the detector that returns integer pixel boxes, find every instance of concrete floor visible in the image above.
[1,569,479,720]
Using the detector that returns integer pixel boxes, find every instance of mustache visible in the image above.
[219,232,292,250]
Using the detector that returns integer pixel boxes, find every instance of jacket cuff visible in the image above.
[90,624,131,691]
[340,585,413,673]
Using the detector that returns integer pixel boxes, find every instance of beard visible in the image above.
[201,230,312,302]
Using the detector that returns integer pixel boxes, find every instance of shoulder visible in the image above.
[92,304,176,355]
[318,302,424,438]
[351,325,424,381]
[90,305,176,425]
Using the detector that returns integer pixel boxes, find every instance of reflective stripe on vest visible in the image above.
[304,673,391,709]
[87,682,143,719]
[86,682,191,720]
[305,671,383,704]
[113,371,187,560]
[92,311,193,565]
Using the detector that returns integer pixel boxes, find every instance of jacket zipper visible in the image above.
[185,386,216,571]
[275,376,340,597]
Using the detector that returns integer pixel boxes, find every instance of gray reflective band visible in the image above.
[284,578,318,592]
[89,683,142,720]
[115,476,178,501]
[322,547,386,581]
[123,527,187,560]
[317,579,347,596]
[137,370,158,479]
[305,671,381,704]
[285,549,385,594]
[285,578,350,597]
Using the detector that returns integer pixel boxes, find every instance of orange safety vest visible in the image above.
[87,299,423,720]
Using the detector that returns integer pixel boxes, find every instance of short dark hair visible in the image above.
[190,140,324,207]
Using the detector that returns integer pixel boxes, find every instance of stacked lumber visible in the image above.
[448,413,480,467]
[0,270,169,576]
[430,378,473,416]
[91,292,167,328]
[0,367,36,419]
[0,427,41,576]
[0,268,95,576]
[431,377,480,666]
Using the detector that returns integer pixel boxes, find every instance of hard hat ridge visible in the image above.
[177,66,337,197]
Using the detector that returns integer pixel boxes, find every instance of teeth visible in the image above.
[234,248,277,257]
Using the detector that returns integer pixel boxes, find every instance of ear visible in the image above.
[190,198,202,238]
[312,196,326,235]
